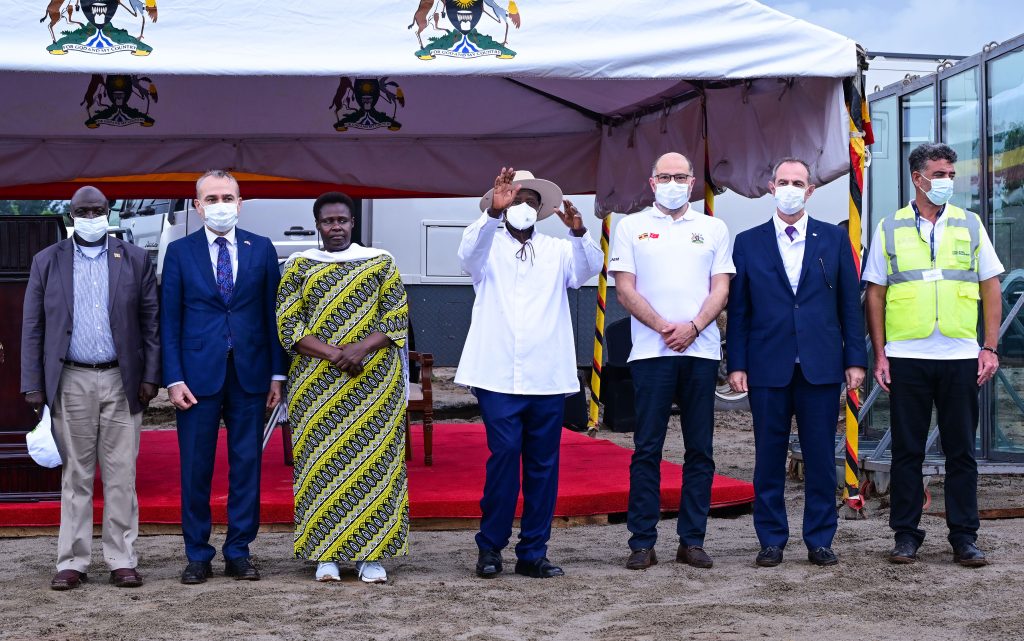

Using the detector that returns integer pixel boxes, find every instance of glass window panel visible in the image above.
[987,46,1024,460]
[868,96,899,232]
[901,85,936,203]
[941,67,982,213]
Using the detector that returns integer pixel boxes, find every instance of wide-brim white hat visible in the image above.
[479,170,563,221]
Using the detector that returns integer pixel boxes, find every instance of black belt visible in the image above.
[63,359,118,370]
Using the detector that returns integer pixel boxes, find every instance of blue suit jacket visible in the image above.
[727,217,867,387]
[160,228,286,396]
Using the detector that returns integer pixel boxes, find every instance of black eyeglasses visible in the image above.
[653,173,692,184]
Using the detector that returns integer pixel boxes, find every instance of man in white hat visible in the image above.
[456,167,603,579]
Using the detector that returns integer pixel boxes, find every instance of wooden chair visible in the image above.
[406,351,434,466]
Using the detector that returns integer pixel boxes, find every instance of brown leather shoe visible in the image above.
[50,569,88,591]
[626,548,658,570]
[109,568,144,588]
[676,544,714,568]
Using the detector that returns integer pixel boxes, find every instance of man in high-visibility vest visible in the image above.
[864,142,1003,567]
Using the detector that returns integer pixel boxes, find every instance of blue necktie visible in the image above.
[215,237,234,350]
[214,237,233,303]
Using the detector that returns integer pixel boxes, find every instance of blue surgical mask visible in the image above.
[923,176,954,206]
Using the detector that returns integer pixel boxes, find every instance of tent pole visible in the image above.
[586,215,611,436]
[841,70,872,519]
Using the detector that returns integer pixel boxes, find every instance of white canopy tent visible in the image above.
[0,0,859,211]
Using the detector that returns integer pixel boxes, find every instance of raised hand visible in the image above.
[490,167,521,214]
[555,199,585,233]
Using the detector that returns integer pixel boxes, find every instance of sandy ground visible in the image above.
[2,370,1024,641]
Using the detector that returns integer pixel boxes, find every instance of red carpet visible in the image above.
[0,424,753,527]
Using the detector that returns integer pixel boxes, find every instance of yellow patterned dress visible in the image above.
[276,253,409,562]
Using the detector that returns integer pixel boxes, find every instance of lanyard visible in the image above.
[911,202,945,263]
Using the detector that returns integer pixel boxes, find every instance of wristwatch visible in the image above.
[981,345,999,357]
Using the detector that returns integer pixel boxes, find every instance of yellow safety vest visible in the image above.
[881,203,982,341]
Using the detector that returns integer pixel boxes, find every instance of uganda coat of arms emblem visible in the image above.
[43,0,158,56]
[409,0,521,60]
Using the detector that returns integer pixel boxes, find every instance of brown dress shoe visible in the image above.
[676,544,714,568]
[626,548,658,570]
[50,569,88,591]
[109,568,144,588]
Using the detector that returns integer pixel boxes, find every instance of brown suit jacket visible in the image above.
[20,236,160,415]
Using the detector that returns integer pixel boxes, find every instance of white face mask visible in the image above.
[773,185,807,215]
[202,202,239,233]
[654,181,690,210]
[74,215,109,243]
[923,176,955,206]
[505,202,537,231]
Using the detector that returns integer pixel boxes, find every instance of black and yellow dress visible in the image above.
[276,249,409,562]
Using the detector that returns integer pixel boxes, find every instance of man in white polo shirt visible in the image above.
[864,142,1003,567]
[456,167,604,580]
[609,152,734,571]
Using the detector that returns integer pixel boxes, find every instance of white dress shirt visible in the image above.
[205,226,238,283]
[773,211,809,295]
[862,204,1005,359]
[454,213,604,395]
[609,205,735,362]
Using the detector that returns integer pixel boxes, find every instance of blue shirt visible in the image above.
[66,240,117,364]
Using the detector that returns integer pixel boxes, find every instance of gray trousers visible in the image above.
[52,365,142,572]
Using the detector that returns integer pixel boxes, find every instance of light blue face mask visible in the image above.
[922,176,955,206]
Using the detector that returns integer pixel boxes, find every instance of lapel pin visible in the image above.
[113,252,121,258]
[243,240,251,245]
[812,233,818,237]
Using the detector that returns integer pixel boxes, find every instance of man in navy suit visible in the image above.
[161,170,286,584]
[727,158,866,567]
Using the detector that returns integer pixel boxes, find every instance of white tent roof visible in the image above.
[0,0,858,211]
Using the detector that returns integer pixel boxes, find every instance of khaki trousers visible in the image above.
[51,365,142,572]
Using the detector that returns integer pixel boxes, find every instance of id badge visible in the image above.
[922,268,943,282]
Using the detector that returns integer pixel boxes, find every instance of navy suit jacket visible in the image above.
[160,228,286,397]
[727,217,867,387]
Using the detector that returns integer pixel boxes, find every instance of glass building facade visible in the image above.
[867,34,1024,464]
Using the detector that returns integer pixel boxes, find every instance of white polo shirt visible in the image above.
[862,204,1004,360]
[609,205,735,362]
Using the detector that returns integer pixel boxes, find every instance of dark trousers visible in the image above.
[627,356,718,550]
[176,358,265,562]
[749,365,841,551]
[475,389,565,562]
[889,357,980,548]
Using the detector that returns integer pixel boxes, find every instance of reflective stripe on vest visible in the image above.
[881,204,982,341]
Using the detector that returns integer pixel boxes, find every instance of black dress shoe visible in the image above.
[755,546,784,567]
[514,557,564,578]
[676,544,714,569]
[475,549,503,578]
[888,541,919,564]
[225,556,261,581]
[953,542,989,567]
[626,548,657,570]
[807,547,839,566]
[181,561,212,585]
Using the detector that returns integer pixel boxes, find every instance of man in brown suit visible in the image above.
[21,186,160,590]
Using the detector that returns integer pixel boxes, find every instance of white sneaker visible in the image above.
[315,561,341,582]
[355,561,387,583]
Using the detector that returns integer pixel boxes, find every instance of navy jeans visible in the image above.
[474,388,565,562]
[627,356,718,550]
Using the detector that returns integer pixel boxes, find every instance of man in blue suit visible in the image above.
[162,170,286,584]
[727,158,866,567]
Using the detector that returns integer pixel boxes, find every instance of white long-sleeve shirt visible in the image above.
[454,212,604,395]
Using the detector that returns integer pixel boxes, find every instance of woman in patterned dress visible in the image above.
[275,192,409,583]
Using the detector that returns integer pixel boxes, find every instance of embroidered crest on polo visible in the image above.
[691,233,705,244]
[411,0,521,60]
[45,0,158,56]
[330,77,405,132]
